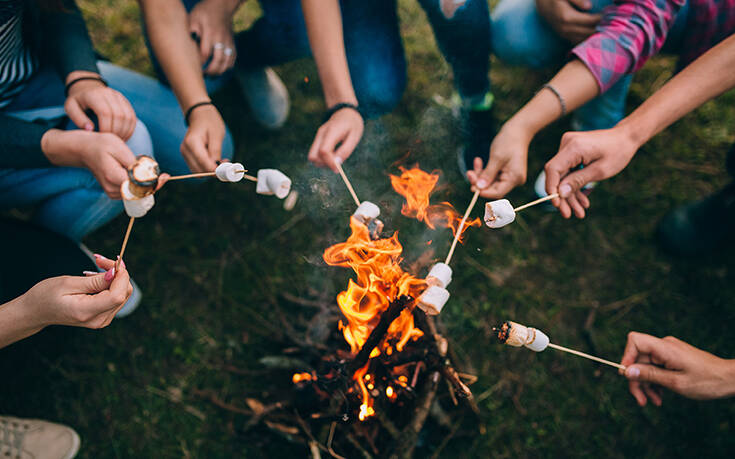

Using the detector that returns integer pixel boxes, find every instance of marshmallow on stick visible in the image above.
[256,169,292,199]
[121,156,161,218]
[484,199,516,229]
[352,201,384,239]
[418,285,450,315]
[215,162,246,182]
[494,320,626,370]
[484,194,560,229]
[426,262,452,288]
[494,321,549,352]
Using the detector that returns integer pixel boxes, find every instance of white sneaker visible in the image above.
[235,67,290,129]
[0,416,80,459]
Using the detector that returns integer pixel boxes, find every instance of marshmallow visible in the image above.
[121,180,155,217]
[126,156,160,198]
[484,199,515,228]
[256,169,292,199]
[353,201,380,223]
[417,285,450,315]
[215,162,245,182]
[495,321,549,352]
[426,262,452,288]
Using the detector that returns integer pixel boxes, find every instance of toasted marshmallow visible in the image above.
[215,162,245,182]
[484,199,516,228]
[256,169,292,199]
[353,201,380,223]
[127,155,160,198]
[426,262,452,288]
[495,320,549,352]
[121,180,155,217]
[418,285,450,315]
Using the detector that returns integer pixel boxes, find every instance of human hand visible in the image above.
[535,0,601,44]
[181,103,226,172]
[189,0,239,76]
[621,332,735,406]
[307,108,364,172]
[544,129,637,218]
[466,123,531,198]
[65,71,137,140]
[21,255,132,330]
[41,129,137,199]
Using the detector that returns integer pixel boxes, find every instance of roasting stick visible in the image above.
[445,189,481,265]
[167,170,255,182]
[513,193,559,212]
[116,216,136,269]
[547,343,626,370]
[335,161,361,207]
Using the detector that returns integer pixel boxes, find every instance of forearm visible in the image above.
[0,296,43,349]
[721,359,735,398]
[616,34,735,148]
[300,0,357,107]
[139,0,210,111]
[506,59,599,134]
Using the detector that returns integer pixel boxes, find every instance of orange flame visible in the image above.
[323,217,426,419]
[292,372,313,384]
[389,165,481,242]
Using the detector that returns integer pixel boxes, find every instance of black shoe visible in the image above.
[656,181,735,256]
[457,107,497,178]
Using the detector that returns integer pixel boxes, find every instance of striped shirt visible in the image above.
[0,0,38,108]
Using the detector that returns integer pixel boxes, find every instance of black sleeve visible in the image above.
[0,114,53,168]
[38,0,99,78]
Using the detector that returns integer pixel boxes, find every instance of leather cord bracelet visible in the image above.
[64,76,108,97]
[323,102,362,123]
[542,83,567,117]
[184,100,214,126]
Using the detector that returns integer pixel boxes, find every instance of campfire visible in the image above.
[198,165,482,458]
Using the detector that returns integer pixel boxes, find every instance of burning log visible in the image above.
[346,295,413,377]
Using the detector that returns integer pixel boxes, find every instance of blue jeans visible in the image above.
[0,61,226,242]
[148,0,491,118]
[492,0,690,131]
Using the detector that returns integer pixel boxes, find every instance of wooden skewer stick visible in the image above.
[335,161,361,207]
[118,216,135,262]
[166,170,252,181]
[445,189,481,265]
[547,342,626,371]
[513,193,559,212]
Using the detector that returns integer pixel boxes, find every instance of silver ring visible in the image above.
[213,42,225,50]
[224,47,234,57]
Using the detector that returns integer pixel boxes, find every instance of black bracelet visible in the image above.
[64,76,108,97]
[542,83,567,117]
[184,101,215,126]
[323,102,362,123]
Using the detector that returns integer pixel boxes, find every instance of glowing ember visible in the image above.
[323,217,426,419]
[292,372,313,384]
[390,165,481,242]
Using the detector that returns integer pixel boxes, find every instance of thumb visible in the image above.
[477,159,502,190]
[68,270,114,295]
[626,364,679,389]
[558,165,602,198]
[65,99,95,131]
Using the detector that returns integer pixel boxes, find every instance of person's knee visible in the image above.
[126,119,154,158]
[491,0,559,68]
[355,69,406,119]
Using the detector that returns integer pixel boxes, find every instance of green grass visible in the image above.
[1,1,734,457]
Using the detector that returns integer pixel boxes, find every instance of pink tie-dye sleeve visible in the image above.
[571,0,685,93]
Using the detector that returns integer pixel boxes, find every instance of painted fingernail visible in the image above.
[334,157,343,166]
[476,179,488,189]
[560,183,572,197]
[84,122,94,131]
[83,271,99,276]
[626,367,640,378]
[104,268,115,282]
